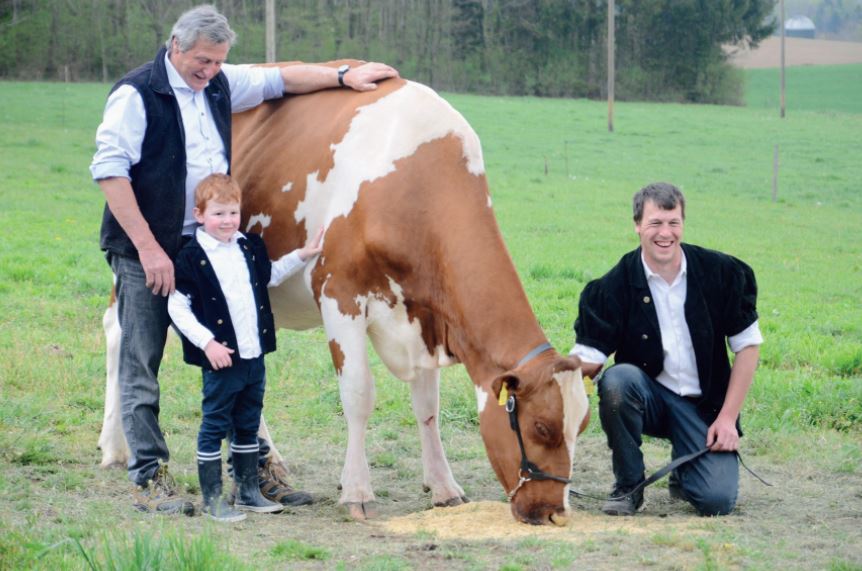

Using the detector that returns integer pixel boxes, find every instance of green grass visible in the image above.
[0,68,861,569]
[744,63,862,114]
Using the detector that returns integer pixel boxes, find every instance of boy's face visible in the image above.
[194,200,241,243]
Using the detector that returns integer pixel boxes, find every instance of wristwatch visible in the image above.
[337,64,350,87]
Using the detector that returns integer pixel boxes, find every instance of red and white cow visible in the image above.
[99,64,589,525]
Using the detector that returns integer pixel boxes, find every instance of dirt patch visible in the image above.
[727,36,862,68]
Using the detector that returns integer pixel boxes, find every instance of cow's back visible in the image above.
[232,75,486,333]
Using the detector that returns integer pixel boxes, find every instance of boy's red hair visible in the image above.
[195,173,242,211]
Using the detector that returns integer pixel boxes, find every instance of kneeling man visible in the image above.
[571,182,762,516]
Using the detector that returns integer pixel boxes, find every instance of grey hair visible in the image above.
[166,5,236,52]
[632,182,686,223]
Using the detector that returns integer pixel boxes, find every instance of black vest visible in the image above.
[173,233,277,369]
[99,47,232,259]
[575,244,759,428]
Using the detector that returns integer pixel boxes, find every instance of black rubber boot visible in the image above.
[233,451,283,513]
[198,457,246,523]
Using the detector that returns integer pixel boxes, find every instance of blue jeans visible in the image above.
[198,357,266,455]
[110,254,172,486]
[597,364,739,516]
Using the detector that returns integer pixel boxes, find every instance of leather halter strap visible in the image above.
[516,342,553,368]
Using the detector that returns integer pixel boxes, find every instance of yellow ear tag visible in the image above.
[498,384,509,406]
[583,376,595,397]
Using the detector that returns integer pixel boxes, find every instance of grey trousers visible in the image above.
[111,253,172,486]
[597,363,739,516]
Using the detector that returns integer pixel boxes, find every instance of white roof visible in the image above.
[785,16,816,31]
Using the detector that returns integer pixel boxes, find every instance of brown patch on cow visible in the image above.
[310,133,541,374]
[328,339,345,376]
[232,66,407,260]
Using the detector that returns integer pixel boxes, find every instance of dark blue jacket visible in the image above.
[99,47,232,259]
[173,233,276,369]
[574,243,758,427]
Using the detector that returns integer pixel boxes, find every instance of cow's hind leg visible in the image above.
[410,369,468,506]
[98,299,130,468]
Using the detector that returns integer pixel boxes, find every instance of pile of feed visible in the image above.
[380,501,682,541]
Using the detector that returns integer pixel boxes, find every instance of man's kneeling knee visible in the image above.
[689,488,737,517]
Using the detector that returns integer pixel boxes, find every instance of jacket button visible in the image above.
[259,305,264,310]
[262,329,268,334]
[201,260,207,266]
[643,296,651,303]
[217,319,223,325]
[642,334,649,340]
[222,341,228,346]
[252,255,255,261]
[642,362,648,367]
[211,297,217,301]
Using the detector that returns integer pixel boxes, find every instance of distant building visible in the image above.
[785,16,816,39]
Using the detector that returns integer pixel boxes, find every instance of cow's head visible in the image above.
[478,354,589,525]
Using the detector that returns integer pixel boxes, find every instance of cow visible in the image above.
[98,63,590,526]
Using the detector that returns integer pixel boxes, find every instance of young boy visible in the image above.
[168,173,322,522]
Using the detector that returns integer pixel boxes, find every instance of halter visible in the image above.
[504,343,573,501]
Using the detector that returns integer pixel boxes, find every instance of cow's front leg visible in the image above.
[98,300,130,468]
[410,369,468,506]
[321,296,377,520]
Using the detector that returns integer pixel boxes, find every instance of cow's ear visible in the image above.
[491,373,520,404]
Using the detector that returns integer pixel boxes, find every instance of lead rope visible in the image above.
[568,447,773,502]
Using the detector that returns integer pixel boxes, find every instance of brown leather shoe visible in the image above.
[132,464,195,516]
[258,459,313,507]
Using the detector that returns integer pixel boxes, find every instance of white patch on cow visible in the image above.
[294,81,486,231]
[245,212,272,234]
[365,276,457,381]
[475,386,489,414]
[281,182,293,193]
[553,369,589,506]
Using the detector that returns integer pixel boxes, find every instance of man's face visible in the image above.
[169,37,230,92]
[635,200,684,271]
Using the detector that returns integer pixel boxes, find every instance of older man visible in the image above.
[571,182,762,516]
[91,4,398,514]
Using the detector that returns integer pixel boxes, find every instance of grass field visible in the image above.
[744,63,862,114]
[0,67,860,570]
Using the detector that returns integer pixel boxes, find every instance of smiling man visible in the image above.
[570,182,763,516]
[90,4,398,515]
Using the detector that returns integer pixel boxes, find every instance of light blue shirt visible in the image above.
[90,54,284,234]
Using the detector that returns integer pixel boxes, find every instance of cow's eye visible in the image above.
[534,421,551,441]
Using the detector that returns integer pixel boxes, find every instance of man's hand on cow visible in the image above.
[138,243,175,296]
[706,415,740,452]
[344,62,400,92]
[298,227,324,261]
[204,340,234,370]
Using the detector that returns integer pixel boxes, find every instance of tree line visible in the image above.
[0,0,776,103]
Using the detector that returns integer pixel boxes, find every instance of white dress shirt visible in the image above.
[90,55,284,234]
[167,229,306,359]
[570,251,763,396]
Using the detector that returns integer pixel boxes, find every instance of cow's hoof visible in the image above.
[434,495,469,508]
[343,501,378,520]
[100,460,126,470]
